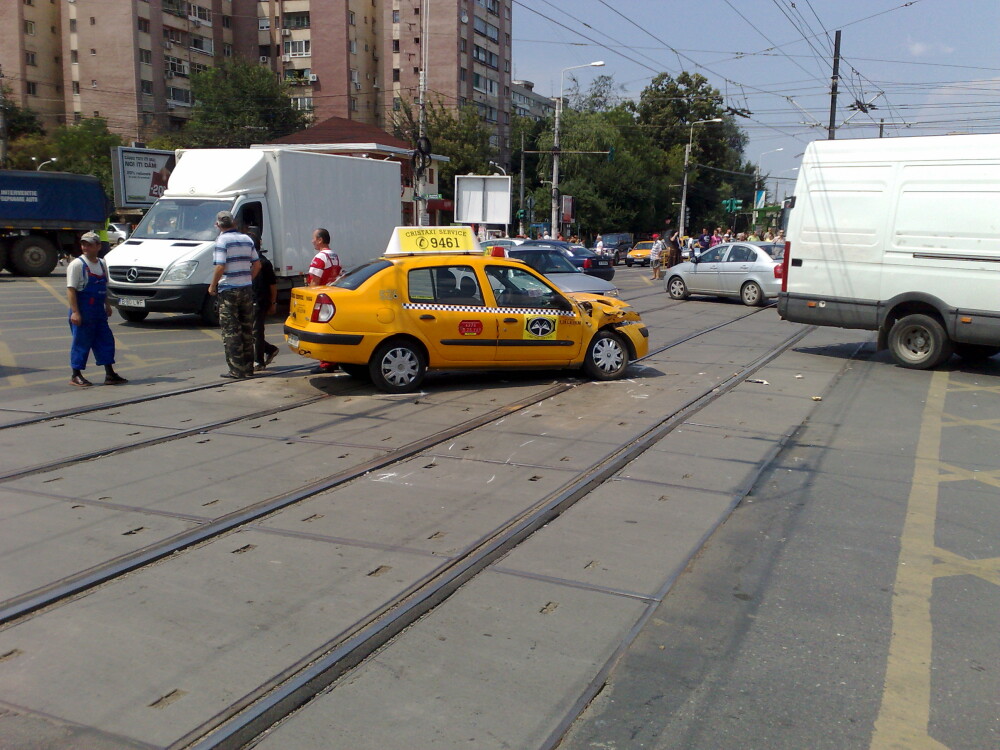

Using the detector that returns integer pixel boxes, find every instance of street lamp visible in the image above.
[32,157,57,171]
[551,60,604,237]
[752,148,783,227]
[488,160,506,176]
[679,119,722,239]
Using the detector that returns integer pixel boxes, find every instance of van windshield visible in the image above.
[132,199,233,241]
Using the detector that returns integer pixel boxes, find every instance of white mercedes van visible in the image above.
[778,133,1000,369]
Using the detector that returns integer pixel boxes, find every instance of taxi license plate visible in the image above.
[118,297,146,308]
[287,334,300,348]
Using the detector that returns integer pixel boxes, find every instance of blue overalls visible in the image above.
[69,259,116,370]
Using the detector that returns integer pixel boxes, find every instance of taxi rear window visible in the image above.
[332,260,392,290]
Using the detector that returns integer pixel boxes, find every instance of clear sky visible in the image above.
[510,0,1000,197]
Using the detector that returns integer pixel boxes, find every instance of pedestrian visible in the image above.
[307,228,342,374]
[307,228,342,287]
[208,211,260,380]
[698,228,711,253]
[66,232,128,387]
[248,227,279,371]
[649,234,664,280]
[711,227,723,247]
[595,234,604,256]
[667,225,682,268]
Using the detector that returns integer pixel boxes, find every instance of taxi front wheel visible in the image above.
[370,340,426,393]
[583,330,629,380]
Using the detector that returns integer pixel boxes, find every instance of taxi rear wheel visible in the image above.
[370,340,426,393]
[583,330,629,380]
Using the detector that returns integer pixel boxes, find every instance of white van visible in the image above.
[106,148,400,324]
[778,133,1000,368]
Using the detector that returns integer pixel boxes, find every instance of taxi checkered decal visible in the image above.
[403,303,576,316]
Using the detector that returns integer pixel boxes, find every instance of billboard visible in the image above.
[110,147,177,209]
[454,175,511,225]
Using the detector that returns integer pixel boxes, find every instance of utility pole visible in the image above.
[416,0,429,226]
[827,29,841,140]
[0,65,7,169]
[879,118,885,138]
[518,131,525,236]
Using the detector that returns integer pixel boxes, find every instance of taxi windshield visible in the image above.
[333,260,392,290]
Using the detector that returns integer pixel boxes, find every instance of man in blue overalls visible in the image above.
[66,232,128,387]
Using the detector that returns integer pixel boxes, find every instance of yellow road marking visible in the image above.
[870,370,950,750]
[32,276,68,306]
[0,339,28,388]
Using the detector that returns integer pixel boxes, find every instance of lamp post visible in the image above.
[33,157,57,171]
[489,162,508,236]
[678,118,721,239]
[551,61,604,237]
[752,148,783,228]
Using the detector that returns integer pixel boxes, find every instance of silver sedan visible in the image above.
[664,242,784,306]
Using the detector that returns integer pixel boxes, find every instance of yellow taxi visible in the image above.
[284,226,649,392]
[626,240,655,267]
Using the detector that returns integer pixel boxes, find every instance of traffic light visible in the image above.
[516,209,524,219]
[607,146,615,162]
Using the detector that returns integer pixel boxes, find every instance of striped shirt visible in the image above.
[308,247,342,286]
[213,230,259,290]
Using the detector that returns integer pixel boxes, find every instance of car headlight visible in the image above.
[604,288,620,297]
[163,260,198,282]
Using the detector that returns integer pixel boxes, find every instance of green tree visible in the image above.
[392,98,496,201]
[49,118,123,196]
[1,86,44,143]
[184,58,306,148]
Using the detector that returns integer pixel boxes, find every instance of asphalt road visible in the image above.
[0,265,997,750]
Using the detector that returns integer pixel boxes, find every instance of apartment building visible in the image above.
[511,79,554,122]
[2,0,256,143]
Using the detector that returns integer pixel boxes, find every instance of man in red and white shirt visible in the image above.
[307,228,341,286]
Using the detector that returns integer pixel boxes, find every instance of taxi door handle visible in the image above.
[503,318,518,323]
[419,314,436,320]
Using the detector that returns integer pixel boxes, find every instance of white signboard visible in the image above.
[454,175,511,225]
[111,147,177,209]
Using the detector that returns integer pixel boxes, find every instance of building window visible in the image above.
[222,15,231,28]
[350,97,358,112]
[348,11,355,25]
[473,16,499,42]
[258,17,270,30]
[165,56,189,76]
[24,20,36,35]
[91,80,97,88]
[71,50,78,63]
[139,48,152,64]
[138,18,150,33]
[460,39,467,52]
[25,52,36,66]
[392,68,400,82]
[223,43,232,57]
[393,97,401,111]
[190,35,214,55]
[459,67,466,82]
[392,39,400,52]
[290,97,313,111]
[24,0,34,5]
[141,80,153,94]
[72,81,80,94]
[283,40,310,57]
[166,86,192,105]
[70,19,77,32]
[285,11,310,29]
[350,40,357,54]
[90,16,96,25]
[392,10,399,23]
[26,82,37,95]
[190,4,212,23]
[90,49,97,56]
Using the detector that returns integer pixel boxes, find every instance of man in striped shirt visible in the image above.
[307,228,341,287]
[208,210,260,379]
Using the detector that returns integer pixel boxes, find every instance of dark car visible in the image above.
[597,232,633,265]
[519,240,615,281]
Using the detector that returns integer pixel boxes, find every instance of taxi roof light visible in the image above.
[311,293,336,323]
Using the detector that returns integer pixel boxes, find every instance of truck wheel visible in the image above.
[0,241,8,274]
[740,281,764,306]
[953,343,1000,362]
[10,236,58,277]
[200,294,220,326]
[667,276,689,300]
[583,330,629,380]
[369,339,426,393]
[119,309,149,323]
[888,314,953,369]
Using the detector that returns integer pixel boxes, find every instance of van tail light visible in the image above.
[310,293,336,323]
[583,258,593,269]
[780,241,791,292]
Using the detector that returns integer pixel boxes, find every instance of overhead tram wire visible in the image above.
[723,0,830,85]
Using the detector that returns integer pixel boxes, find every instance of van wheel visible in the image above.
[369,340,426,392]
[888,314,953,369]
[119,309,149,323]
[200,294,220,326]
[953,343,1000,362]
[740,281,764,306]
[583,330,629,380]
[667,276,688,300]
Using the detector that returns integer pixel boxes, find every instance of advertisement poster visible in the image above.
[111,147,176,209]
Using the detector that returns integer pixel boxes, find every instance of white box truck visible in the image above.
[105,148,401,324]
[778,133,1000,369]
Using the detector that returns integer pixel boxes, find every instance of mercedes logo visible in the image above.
[126,267,139,282]
[527,317,554,337]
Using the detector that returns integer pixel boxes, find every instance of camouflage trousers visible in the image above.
[218,286,256,378]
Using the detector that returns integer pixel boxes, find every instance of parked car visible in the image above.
[597,232,633,265]
[519,240,615,281]
[108,222,131,245]
[664,241,784,306]
[626,241,654,267]
[482,238,522,252]
[506,246,619,297]
[284,226,649,392]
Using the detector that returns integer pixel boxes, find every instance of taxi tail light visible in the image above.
[780,240,791,292]
[311,293,336,323]
[583,258,593,269]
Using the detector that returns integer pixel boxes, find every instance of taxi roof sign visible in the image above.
[384,226,482,256]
